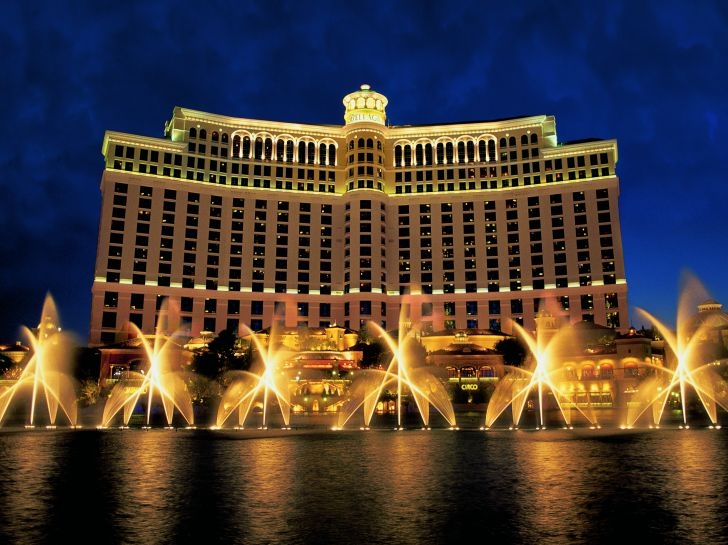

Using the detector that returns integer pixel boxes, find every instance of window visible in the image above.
[250,319,263,331]
[102,311,117,328]
[104,292,118,308]
[130,294,144,310]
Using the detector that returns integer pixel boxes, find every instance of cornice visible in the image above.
[175,107,343,139]
[172,108,556,141]
[104,131,185,151]
[542,139,617,157]
[386,115,552,138]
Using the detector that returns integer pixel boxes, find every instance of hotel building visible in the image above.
[89,85,628,346]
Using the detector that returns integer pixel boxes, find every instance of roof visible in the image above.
[685,300,728,331]
[425,328,511,338]
[430,343,499,356]
[252,325,358,336]
[0,343,30,353]
[97,334,190,350]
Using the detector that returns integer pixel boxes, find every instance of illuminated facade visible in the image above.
[89,84,628,346]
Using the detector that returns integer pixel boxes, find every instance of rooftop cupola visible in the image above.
[343,84,388,126]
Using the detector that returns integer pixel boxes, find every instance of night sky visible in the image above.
[2,0,727,344]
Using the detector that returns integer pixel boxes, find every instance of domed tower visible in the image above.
[341,84,389,194]
[343,84,388,126]
[534,308,559,347]
[341,85,390,329]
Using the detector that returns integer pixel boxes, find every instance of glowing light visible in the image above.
[100,298,194,428]
[0,293,78,427]
[484,302,600,430]
[215,323,293,429]
[629,272,728,428]
[335,300,456,430]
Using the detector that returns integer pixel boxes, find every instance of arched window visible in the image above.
[307,142,316,164]
[319,143,327,165]
[455,141,464,163]
[415,144,424,167]
[425,143,433,166]
[460,366,476,378]
[212,131,219,142]
[466,141,475,162]
[445,142,454,164]
[199,128,207,140]
[328,143,336,166]
[478,140,487,162]
[298,142,306,163]
[276,140,285,161]
[189,127,197,139]
[242,136,251,159]
[394,145,403,167]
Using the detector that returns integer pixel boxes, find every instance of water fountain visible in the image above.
[484,304,599,430]
[214,324,293,429]
[5,276,726,434]
[629,271,728,428]
[335,318,457,430]
[99,300,195,429]
[0,292,79,428]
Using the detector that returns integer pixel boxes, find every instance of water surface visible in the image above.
[0,427,726,545]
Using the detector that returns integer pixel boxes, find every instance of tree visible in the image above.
[495,337,527,367]
[358,338,388,368]
[186,373,222,408]
[191,348,222,380]
[0,354,13,376]
[73,346,101,383]
[190,328,251,380]
[78,379,101,407]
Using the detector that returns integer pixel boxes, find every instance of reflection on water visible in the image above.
[657,431,728,543]
[0,428,727,545]
[0,432,58,543]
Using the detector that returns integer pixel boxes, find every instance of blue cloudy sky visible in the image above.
[1,0,726,342]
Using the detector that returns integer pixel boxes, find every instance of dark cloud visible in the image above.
[1,0,727,341]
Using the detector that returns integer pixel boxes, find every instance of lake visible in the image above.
[0,425,726,545]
